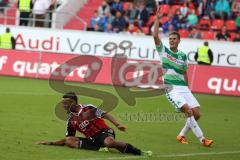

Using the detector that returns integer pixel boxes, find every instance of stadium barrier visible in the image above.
[0,26,239,68]
[0,49,239,97]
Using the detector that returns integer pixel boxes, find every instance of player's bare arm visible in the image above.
[153,9,162,46]
[104,113,127,132]
[183,71,189,86]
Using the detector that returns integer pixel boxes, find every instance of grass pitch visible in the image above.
[0,76,240,160]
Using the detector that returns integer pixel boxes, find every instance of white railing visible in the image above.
[0,2,87,30]
[52,0,88,29]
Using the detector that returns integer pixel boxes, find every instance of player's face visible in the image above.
[169,34,180,50]
[62,98,77,113]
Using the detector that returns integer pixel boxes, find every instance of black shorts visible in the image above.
[78,128,115,150]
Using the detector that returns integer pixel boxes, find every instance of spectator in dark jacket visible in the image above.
[233,33,240,42]
[112,11,127,33]
[0,0,8,14]
[216,26,231,40]
[125,2,139,23]
[137,4,149,27]
[110,0,123,16]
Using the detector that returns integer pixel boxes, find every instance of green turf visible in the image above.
[0,76,240,160]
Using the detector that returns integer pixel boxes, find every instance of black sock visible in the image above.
[124,143,142,155]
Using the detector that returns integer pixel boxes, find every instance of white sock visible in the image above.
[179,121,191,137]
[187,116,205,142]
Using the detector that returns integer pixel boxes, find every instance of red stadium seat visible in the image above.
[0,17,4,24]
[147,15,155,26]
[160,16,169,24]
[202,31,215,40]
[197,19,211,30]
[123,2,130,12]
[160,4,170,15]
[211,19,224,30]
[171,5,180,15]
[229,32,236,41]
[141,26,149,35]
[225,20,236,31]
[178,29,189,38]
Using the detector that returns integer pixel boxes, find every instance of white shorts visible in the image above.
[165,85,200,112]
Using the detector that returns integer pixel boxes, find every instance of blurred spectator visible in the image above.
[105,23,113,33]
[100,11,113,31]
[49,0,57,10]
[211,0,231,20]
[186,0,195,10]
[98,1,110,17]
[162,16,178,34]
[33,0,51,27]
[18,0,33,26]
[90,10,101,29]
[236,14,240,31]
[176,12,189,29]
[137,3,149,26]
[156,0,164,5]
[126,23,141,35]
[93,24,103,32]
[0,0,7,15]
[187,9,198,27]
[216,26,231,40]
[180,2,189,17]
[112,11,127,33]
[192,0,201,8]
[198,0,214,17]
[0,27,15,49]
[144,0,156,14]
[164,24,176,36]
[195,41,213,65]
[110,0,123,16]
[163,0,171,5]
[106,0,114,6]
[233,32,240,42]
[125,2,139,24]
[231,0,240,16]
[189,27,202,39]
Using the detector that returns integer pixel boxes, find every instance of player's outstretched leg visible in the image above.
[103,137,152,156]
[177,107,201,144]
[181,105,213,147]
[65,136,100,150]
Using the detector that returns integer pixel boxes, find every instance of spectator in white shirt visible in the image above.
[33,0,51,27]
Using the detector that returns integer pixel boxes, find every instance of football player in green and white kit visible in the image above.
[153,9,213,147]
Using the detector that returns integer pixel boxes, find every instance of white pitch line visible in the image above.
[68,150,240,160]
[158,150,240,158]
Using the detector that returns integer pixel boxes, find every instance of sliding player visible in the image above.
[37,92,152,156]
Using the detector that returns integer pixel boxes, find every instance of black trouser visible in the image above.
[78,128,115,150]
[19,12,31,26]
[197,62,211,65]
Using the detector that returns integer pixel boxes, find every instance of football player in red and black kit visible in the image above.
[37,92,151,156]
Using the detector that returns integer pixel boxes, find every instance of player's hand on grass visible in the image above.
[116,124,127,132]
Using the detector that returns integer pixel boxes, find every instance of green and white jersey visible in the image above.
[156,43,188,86]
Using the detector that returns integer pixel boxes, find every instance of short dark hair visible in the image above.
[6,27,10,33]
[204,41,208,46]
[169,31,180,39]
[63,92,78,103]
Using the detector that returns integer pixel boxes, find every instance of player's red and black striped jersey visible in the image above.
[66,104,111,138]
